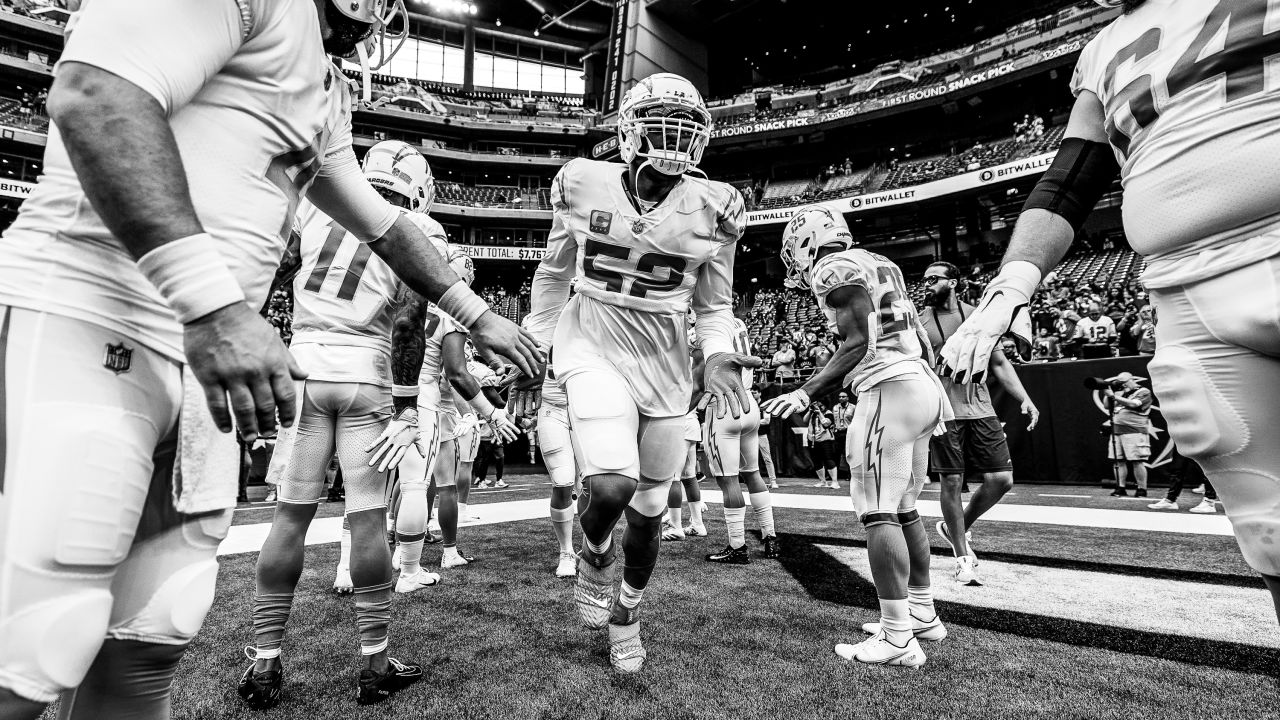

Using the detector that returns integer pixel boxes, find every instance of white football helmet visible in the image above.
[617,73,712,176]
[779,206,854,290]
[446,245,475,287]
[362,140,434,213]
[329,0,408,103]
[1093,0,1125,6]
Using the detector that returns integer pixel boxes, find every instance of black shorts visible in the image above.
[810,439,838,469]
[928,416,1012,475]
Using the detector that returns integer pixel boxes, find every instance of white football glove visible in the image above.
[486,407,520,444]
[454,412,480,439]
[759,388,811,419]
[938,261,1039,384]
[365,406,422,472]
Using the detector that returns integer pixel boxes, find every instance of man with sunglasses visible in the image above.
[919,262,1039,586]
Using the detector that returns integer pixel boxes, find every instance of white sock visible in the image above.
[688,500,704,527]
[400,539,424,576]
[749,492,776,537]
[337,522,351,572]
[724,506,747,548]
[907,585,936,621]
[668,506,683,530]
[618,580,644,609]
[458,502,469,519]
[550,504,575,555]
[879,598,911,644]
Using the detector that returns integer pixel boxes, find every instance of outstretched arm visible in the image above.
[762,284,874,418]
[989,349,1039,430]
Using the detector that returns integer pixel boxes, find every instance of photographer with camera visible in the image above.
[1099,372,1153,497]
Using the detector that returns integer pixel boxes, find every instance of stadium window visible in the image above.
[493,56,518,91]
[474,53,494,89]
[443,44,465,85]
[542,64,565,94]
[516,59,542,92]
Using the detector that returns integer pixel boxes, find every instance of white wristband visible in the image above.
[137,233,246,323]
[468,391,496,419]
[437,282,490,328]
[988,260,1042,303]
[392,384,420,398]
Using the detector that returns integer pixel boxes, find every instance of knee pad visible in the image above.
[568,380,638,477]
[582,474,638,512]
[861,511,901,529]
[637,416,687,483]
[1211,469,1280,576]
[1148,345,1248,460]
[629,479,671,517]
[342,466,390,514]
[623,506,664,538]
[897,509,921,526]
[0,589,113,702]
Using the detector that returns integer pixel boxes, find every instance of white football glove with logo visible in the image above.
[938,261,1039,384]
[365,406,422,472]
[760,388,811,419]
[486,407,520,443]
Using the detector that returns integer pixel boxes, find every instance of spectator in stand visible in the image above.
[1074,302,1117,358]
[1115,306,1141,356]
[1135,305,1157,355]
[1032,326,1061,362]
[772,339,797,381]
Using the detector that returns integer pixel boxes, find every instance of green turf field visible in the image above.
[43,474,1280,719]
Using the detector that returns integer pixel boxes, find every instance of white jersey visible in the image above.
[810,249,926,393]
[527,158,745,416]
[0,0,378,362]
[288,203,403,385]
[1072,0,1280,282]
[419,308,467,414]
[1074,315,1117,343]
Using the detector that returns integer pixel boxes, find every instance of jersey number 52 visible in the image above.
[583,239,687,298]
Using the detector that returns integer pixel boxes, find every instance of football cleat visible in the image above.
[394,568,441,594]
[494,480,510,489]
[1134,488,1148,498]
[236,648,282,710]
[836,631,926,668]
[1192,484,1206,494]
[608,621,647,673]
[1148,498,1179,510]
[936,520,976,562]
[706,544,750,565]
[953,556,981,586]
[575,550,616,630]
[660,519,685,541]
[762,535,781,559]
[1110,488,1129,497]
[334,566,353,595]
[440,550,474,569]
[555,551,578,578]
[861,615,948,642]
[1190,498,1219,514]
[683,524,708,538]
[356,656,423,706]
[424,530,442,544]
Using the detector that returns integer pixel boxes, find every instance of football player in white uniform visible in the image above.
[764,207,951,668]
[390,268,520,575]
[518,73,757,672]
[242,141,441,708]
[940,0,1280,624]
[697,310,780,564]
[0,1,541,716]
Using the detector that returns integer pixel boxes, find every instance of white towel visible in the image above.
[172,367,241,514]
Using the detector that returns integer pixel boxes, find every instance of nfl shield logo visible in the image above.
[103,343,133,375]
[589,210,612,234]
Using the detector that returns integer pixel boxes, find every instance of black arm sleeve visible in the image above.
[1022,137,1121,233]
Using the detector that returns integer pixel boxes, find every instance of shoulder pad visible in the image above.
[811,253,872,297]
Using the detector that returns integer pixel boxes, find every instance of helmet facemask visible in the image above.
[617,74,712,178]
[326,0,408,104]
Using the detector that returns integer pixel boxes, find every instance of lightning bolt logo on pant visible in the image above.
[863,397,886,501]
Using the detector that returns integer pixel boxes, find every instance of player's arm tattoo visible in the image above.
[264,226,304,304]
[390,286,429,413]
[800,284,874,400]
[442,331,483,402]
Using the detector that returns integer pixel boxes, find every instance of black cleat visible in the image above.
[356,657,423,705]
[237,658,283,710]
[1134,489,1148,498]
[762,535,780,559]
[327,488,345,503]
[706,544,750,565]
[424,531,442,544]
[1110,488,1128,497]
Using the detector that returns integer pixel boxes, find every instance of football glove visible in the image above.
[486,407,520,444]
[697,352,764,419]
[938,261,1039,384]
[365,406,421,472]
[760,388,810,419]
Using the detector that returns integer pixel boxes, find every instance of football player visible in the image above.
[241,142,439,709]
[0,2,538,717]
[939,0,1280,624]
[764,207,951,668]
[517,73,757,672]
[697,308,780,564]
[390,273,520,577]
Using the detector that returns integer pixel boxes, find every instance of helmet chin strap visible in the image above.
[355,43,373,105]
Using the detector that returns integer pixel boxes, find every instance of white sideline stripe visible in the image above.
[1040,494,1091,498]
[820,545,1278,648]
[218,491,1234,557]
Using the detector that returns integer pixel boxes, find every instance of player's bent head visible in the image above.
[779,205,854,290]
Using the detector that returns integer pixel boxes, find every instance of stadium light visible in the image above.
[418,0,478,15]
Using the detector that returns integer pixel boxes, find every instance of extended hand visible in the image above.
[365,406,422,472]
[938,291,1033,384]
[183,302,308,442]
[470,311,545,379]
[486,407,520,443]
[697,352,764,419]
[760,389,810,419]
[508,365,547,418]
[1021,399,1040,431]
